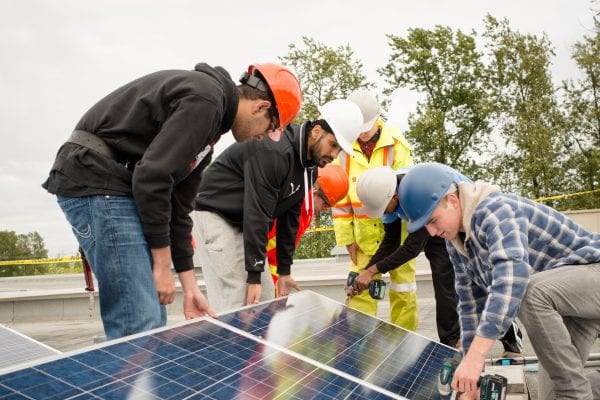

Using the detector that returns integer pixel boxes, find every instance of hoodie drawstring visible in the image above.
[304,168,314,214]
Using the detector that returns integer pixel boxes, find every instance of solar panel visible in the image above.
[219,291,458,399]
[0,291,458,400]
[0,324,60,371]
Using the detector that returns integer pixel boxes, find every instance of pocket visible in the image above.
[198,212,225,252]
[57,196,94,242]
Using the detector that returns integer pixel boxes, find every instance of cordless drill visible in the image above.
[438,356,507,400]
[347,271,387,300]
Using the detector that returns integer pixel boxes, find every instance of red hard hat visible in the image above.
[317,164,349,206]
[247,63,302,127]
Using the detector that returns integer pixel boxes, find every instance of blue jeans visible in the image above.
[57,195,166,339]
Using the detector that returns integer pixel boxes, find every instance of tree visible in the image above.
[379,26,493,178]
[0,230,49,277]
[560,31,600,209]
[294,212,336,259]
[483,15,566,199]
[280,36,376,122]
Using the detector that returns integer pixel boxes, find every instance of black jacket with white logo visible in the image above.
[194,123,317,284]
[43,63,238,272]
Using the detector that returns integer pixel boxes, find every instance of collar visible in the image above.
[287,122,317,169]
[352,120,397,153]
[449,181,501,255]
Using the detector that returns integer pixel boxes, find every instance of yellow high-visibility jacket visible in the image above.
[332,120,413,255]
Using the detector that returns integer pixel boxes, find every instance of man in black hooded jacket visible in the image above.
[193,99,363,312]
[42,62,302,339]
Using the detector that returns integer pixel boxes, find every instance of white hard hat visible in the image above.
[317,99,363,155]
[356,166,397,218]
[348,90,381,133]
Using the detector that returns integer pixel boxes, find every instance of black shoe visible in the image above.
[501,321,524,354]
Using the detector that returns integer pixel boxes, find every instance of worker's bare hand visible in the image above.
[153,267,176,305]
[354,269,375,292]
[452,354,485,394]
[276,275,301,297]
[457,389,480,400]
[151,247,176,305]
[246,283,262,305]
[183,289,217,319]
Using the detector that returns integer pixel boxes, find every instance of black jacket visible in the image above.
[194,123,317,284]
[368,223,431,274]
[43,63,238,272]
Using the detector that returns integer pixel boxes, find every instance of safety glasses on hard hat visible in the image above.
[318,188,331,209]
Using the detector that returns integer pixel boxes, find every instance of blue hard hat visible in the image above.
[398,163,457,233]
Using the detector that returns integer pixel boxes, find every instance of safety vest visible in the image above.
[266,205,313,283]
[332,120,413,255]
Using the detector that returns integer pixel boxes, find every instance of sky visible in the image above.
[0,0,595,257]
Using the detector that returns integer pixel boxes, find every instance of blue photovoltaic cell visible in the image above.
[0,291,458,399]
[0,324,60,371]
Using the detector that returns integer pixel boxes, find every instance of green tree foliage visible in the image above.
[483,15,566,199]
[280,36,376,122]
[560,31,600,209]
[294,211,336,259]
[0,230,49,277]
[379,26,493,178]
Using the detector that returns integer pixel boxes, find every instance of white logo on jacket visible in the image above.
[252,259,264,267]
[287,182,301,197]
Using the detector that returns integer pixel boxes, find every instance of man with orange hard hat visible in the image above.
[266,164,349,288]
[43,62,302,339]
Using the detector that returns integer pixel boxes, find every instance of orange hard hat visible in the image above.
[317,164,349,206]
[247,63,302,127]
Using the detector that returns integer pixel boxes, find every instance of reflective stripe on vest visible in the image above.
[334,143,395,219]
[337,139,394,172]
[389,282,417,292]
[332,203,371,219]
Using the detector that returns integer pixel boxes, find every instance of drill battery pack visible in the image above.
[480,374,507,400]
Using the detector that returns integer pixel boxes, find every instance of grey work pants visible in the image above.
[191,211,275,313]
[518,263,600,400]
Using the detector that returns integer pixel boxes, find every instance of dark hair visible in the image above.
[238,76,279,127]
[313,119,333,135]
[237,84,271,102]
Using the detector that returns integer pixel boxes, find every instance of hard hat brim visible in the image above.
[407,216,428,233]
[335,134,354,155]
[364,203,388,219]
[359,115,379,133]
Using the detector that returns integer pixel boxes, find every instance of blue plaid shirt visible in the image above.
[447,192,600,350]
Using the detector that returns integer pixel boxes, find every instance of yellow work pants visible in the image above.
[347,250,418,331]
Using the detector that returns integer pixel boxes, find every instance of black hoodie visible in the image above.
[43,63,238,271]
[194,123,317,284]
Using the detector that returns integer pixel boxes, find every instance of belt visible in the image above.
[67,130,122,161]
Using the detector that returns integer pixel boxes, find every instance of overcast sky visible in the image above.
[0,0,595,257]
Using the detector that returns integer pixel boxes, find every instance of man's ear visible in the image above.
[311,124,323,139]
[254,99,271,114]
[446,192,460,209]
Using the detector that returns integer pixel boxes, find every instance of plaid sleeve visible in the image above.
[447,244,479,350]
[473,204,532,341]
